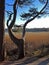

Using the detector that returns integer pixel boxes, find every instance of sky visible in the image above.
[5,0,49,28]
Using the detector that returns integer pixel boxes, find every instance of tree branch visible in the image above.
[5,10,13,14]
[22,0,48,38]
[6,0,23,47]
[7,0,18,29]
[5,3,13,6]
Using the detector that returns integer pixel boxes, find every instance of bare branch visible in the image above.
[6,0,20,47]
[5,10,13,14]
[7,0,18,29]
[14,24,22,27]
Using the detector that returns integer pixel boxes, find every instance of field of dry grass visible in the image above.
[4,32,49,50]
[4,32,49,49]
[3,32,49,59]
[25,32,49,48]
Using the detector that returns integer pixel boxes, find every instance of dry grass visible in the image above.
[25,32,49,49]
[4,32,49,50]
[25,32,49,44]
[3,32,49,59]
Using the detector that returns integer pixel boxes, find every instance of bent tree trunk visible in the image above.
[6,0,25,59]
[7,29,24,59]
[0,0,5,61]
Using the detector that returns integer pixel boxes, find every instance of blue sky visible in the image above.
[5,0,49,28]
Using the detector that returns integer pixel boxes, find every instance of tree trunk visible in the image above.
[18,40,24,59]
[8,29,25,59]
[0,0,5,61]
[6,0,25,59]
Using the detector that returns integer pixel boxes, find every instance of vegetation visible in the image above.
[0,0,49,60]
[4,32,49,60]
[5,0,49,60]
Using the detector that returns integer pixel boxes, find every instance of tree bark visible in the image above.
[8,29,24,59]
[6,0,25,59]
[0,0,5,61]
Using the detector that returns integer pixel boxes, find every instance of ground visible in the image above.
[2,32,49,65]
[0,55,49,65]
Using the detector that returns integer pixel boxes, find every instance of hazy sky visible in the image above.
[5,0,49,28]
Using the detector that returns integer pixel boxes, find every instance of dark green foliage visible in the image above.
[18,0,34,7]
[20,8,38,20]
[20,0,49,21]
[39,0,49,16]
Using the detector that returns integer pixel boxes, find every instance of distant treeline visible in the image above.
[26,28,49,32]
[5,28,49,32]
